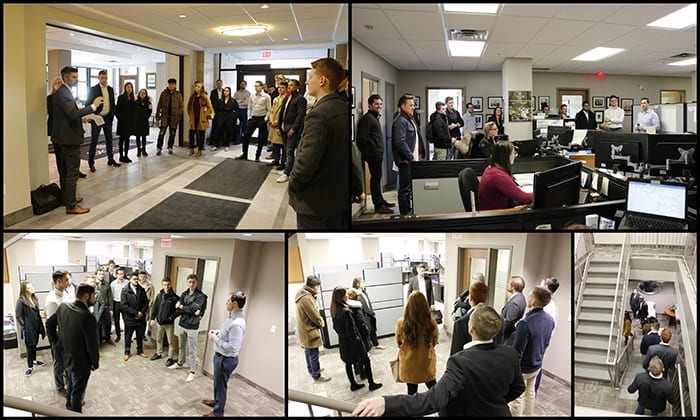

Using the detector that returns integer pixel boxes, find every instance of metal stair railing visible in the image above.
[288,389,357,416]
[574,252,593,333]
[606,233,631,389]
[3,394,84,417]
[574,232,596,333]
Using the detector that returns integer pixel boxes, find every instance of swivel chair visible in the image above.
[458,167,479,211]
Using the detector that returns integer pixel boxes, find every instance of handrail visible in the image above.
[676,362,686,417]
[606,235,628,366]
[606,234,631,388]
[574,253,593,333]
[612,333,634,389]
[3,394,84,417]
[288,389,356,416]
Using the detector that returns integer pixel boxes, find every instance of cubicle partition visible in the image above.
[315,264,403,348]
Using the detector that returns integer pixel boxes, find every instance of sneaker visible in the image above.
[168,148,173,154]
[186,372,196,382]
[307,368,325,376]
[165,358,175,367]
[150,353,163,361]
[313,376,331,383]
[34,360,45,367]
[276,174,288,183]
[373,345,386,350]
[224,147,229,151]
[24,368,33,378]
[211,147,218,151]
[157,149,162,156]
[168,362,183,370]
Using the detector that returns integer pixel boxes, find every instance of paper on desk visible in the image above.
[600,177,609,196]
[84,114,105,126]
[571,129,587,146]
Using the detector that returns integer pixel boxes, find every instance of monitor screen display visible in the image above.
[532,161,583,209]
[627,180,686,220]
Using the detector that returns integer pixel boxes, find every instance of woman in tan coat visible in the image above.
[267,81,287,168]
[622,310,632,345]
[396,290,439,395]
[186,81,213,157]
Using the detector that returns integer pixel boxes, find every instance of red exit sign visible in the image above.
[261,49,272,59]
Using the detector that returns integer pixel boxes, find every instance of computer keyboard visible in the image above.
[624,215,685,230]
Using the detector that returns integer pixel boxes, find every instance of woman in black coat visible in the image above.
[487,106,505,135]
[348,289,372,379]
[212,86,238,151]
[134,89,152,157]
[15,281,46,377]
[330,287,382,392]
[115,82,136,163]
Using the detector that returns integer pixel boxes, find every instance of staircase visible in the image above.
[575,248,621,383]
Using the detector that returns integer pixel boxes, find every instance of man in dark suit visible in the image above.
[209,79,224,144]
[86,69,120,171]
[407,264,434,308]
[497,276,527,345]
[120,273,149,360]
[630,288,641,318]
[353,303,525,417]
[450,280,488,355]
[638,297,649,324]
[54,282,99,412]
[575,101,597,129]
[276,79,307,182]
[288,58,347,229]
[643,329,678,379]
[52,66,104,214]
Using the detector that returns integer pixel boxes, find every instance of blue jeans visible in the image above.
[283,131,300,176]
[397,163,412,215]
[304,347,321,379]
[635,404,658,416]
[65,368,91,413]
[213,354,238,416]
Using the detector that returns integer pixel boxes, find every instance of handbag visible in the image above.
[389,356,403,383]
[431,309,443,325]
[30,183,62,215]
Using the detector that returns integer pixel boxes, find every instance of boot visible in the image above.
[346,364,365,391]
[364,359,382,391]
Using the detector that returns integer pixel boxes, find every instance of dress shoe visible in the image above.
[142,150,148,156]
[107,339,115,345]
[234,154,246,160]
[202,399,215,407]
[66,205,90,214]
[254,158,260,162]
[275,165,285,171]
[383,201,396,207]
[89,165,96,172]
[195,150,202,157]
[137,151,142,157]
[313,376,331,383]
[157,149,162,156]
[211,147,218,151]
[189,149,195,156]
[78,172,87,178]
[150,353,162,361]
[138,352,149,359]
[76,197,83,203]
[108,161,121,167]
[123,354,130,361]
[168,148,173,154]
[375,205,394,214]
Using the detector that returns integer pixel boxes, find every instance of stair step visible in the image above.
[586,276,618,285]
[575,335,611,349]
[579,311,613,322]
[583,287,618,297]
[575,364,611,381]
[587,267,618,275]
[575,349,609,364]
[577,323,614,336]
[580,299,614,309]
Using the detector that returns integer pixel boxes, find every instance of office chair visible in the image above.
[458,167,479,211]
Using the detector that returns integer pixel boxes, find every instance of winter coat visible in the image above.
[214,97,238,137]
[348,299,372,351]
[622,318,632,337]
[332,304,368,364]
[94,279,113,321]
[15,296,45,347]
[120,283,148,327]
[115,94,136,136]
[356,110,383,159]
[151,288,179,325]
[156,88,184,128]
[56,300,99,373]
[395,316,438,384]
[187,93,214,131]
[134,97,153,136]
[268,95,284,144]
[174,288,207,330]
[295,285,324,349]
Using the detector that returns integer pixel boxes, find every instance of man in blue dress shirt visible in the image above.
[202,291,247,417]
[634,97,660,133]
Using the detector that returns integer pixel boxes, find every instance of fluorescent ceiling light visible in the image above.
[221,25,268,37]
[448,40,485,57]
[647,4,696,29]
[668,57,696,66]
[572,47,625,61]
[444,4,499,14]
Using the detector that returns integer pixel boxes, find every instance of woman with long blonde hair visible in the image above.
[16,281,46,377]
[396,290,438,395]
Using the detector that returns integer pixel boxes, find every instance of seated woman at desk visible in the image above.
[477,121,500,158]
[478,141,533,210]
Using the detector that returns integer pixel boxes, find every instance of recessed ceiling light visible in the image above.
[448,40,485,57]
[227,40,233,44]
[221,25,268,36]
[243,234,254,237]
[283,37,289,41]
[444,4,499,14]
[179,14,187,19]
[261,4,269,9]
[646,4,696,30]
[572,47,625,61]
[69,33,75,37]
[668,57,696,66]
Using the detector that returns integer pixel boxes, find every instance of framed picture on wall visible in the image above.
[474,114,483,129]
[592,96,605,108]
[470,97,483,112]
[538,96,550,111]
[660,89,684,104]
[621,98,634,114]
[488,96,503,109]
[146,73,156,89]
[351,86,355,108]
[595,111,603,123]
[413,95,421,109]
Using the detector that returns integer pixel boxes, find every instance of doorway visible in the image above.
[557,89,589,119]
[457,248,489,297]
[457,246,512,312]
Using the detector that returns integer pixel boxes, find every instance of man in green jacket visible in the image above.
[295,275,330,383]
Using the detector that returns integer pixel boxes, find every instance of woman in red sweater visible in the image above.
[477,141,533,210]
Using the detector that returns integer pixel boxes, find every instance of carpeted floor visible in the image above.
[184,158,272,200]
[122,191,249,229]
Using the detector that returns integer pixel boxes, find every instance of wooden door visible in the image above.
[458,248,489,296]
[168,257,196,295]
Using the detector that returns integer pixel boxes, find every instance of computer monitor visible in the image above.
[512,139,539,157]
[626,179,687,221]
[646,134,696,177]
[532,161,583,209]
[494,134,509,142]
[546,126,573,147]
[593,135,644,172]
